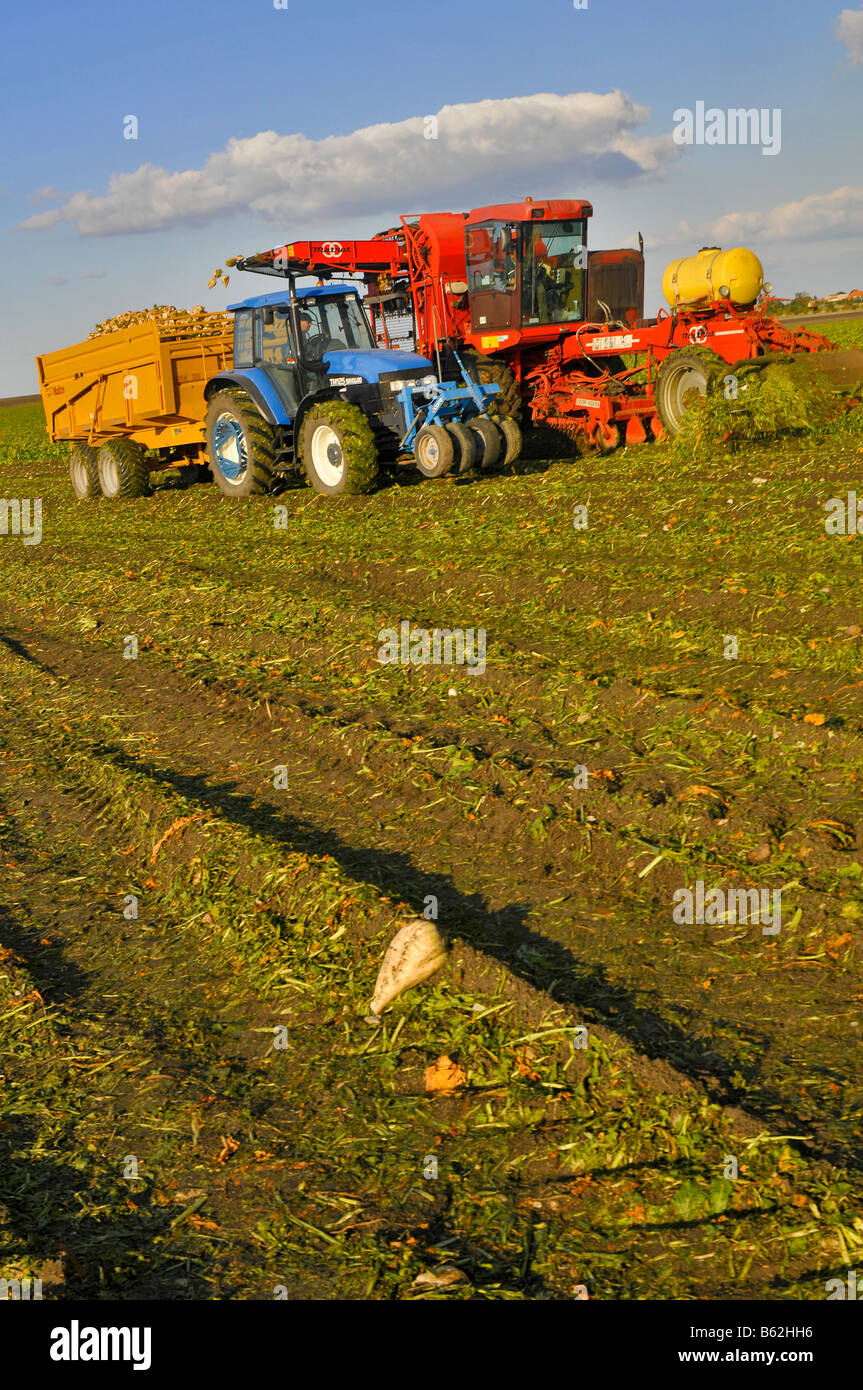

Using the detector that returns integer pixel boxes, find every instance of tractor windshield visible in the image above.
[295,294,376,355]
[521,219,586,327]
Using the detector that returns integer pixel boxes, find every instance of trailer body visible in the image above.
[37,316,233,463]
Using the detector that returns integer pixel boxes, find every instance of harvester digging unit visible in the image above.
[236,198,852,452]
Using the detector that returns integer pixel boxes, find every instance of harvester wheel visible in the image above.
[469,417,501,470]
[497,415,522,467]
[591,421,621,455]
[461,350,522,421]
[206,389,276,499]
[447,421,478,475]
[69,444,100,500]
[655,348,725,437]
[96,439,150,499]
[415,424,455,478]
[300,400,379,496]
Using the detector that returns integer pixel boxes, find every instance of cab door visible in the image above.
[255,307,302,416]
[467,221,520,333]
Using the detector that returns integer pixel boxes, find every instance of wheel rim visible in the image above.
[419,434,439,468]
[100,456,120,497]
[212,412,248,484]
[310,424,345,488]
[72,459,88,495]
[665,364,707,431]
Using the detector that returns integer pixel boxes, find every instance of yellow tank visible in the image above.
[662,247,764,309]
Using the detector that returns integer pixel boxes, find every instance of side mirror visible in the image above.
[262,307,275,326]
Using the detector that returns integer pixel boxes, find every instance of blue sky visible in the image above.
[1,0,860,394]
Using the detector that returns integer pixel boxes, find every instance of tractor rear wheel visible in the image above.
[300,400,378,496]
[469,417,501,470]
[655,348,724,437]
[415,424,455,478]
[69,444,100,500]
[206,390,276,498]
[461,350,522,421]
[96,439,150,499]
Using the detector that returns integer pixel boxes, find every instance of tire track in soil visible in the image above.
[1,610,860,1172]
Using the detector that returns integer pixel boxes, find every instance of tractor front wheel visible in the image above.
[655,348,724,437]
[96,439,150,499]
[300,401,379,496]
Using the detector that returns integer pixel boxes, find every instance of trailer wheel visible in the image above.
[300,401,379,496]
[446,421,478,475]
[469,418,501,470]
[498,416,522,466]
[415,424,456,479]
[206,390,276,498]
[461,350,522,421]
[96,439,150,499]
[69,444,100,500]
[655,348,724,437]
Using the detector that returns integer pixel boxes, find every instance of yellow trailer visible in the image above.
[36,314,233,498]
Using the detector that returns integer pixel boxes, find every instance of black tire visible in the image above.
[69,444,99,500]
[414,424,456,479]
[96,439,150,499]
[447,421,478,475]
[205,389,276,499]
[299,400,379,496]
[469,417,501,470]
[498,416,522,466]
[655,348,725,437]
[461,350,522,421]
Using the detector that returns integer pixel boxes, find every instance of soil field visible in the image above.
[1,336,863,1300]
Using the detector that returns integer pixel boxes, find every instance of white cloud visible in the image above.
[701,184,863,244]
[20,90,677,238]
[836,6,863,63]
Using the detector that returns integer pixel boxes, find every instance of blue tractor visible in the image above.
[203,284,517,498]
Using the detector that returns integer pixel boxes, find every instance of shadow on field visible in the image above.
[0,1118,212,1300]
[70,736,860,1174]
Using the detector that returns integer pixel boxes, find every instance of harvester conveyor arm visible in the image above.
[237,238,408,280]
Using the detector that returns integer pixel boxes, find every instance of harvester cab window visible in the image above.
[521,219,586,327]
[467,221,520,331]
[467,222,518,294]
